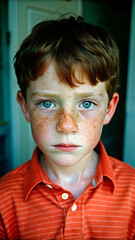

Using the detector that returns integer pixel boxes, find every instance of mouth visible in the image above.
[53,143,80,152]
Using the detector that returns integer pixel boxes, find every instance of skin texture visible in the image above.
[17,63,119,198]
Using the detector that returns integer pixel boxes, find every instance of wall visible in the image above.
[123,0,135,168]
[83,0,131,162]
[7,0,135,169]
[8,0,83,169]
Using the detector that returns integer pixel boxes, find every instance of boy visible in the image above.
[0,16,135,240]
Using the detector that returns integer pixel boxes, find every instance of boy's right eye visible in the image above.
[39,100,56,109]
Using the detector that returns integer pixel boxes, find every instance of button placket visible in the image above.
[54,190,74,211]
[64,201,83,238]
[71,203,77,212]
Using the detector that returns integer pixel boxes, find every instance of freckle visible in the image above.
[54,107,81,123]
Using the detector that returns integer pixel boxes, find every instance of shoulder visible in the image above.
[0,161,30,199]
[0,160,30,183]
[110,156,135,176]
[110,156,135,191]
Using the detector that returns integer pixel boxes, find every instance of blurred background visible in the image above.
[0,0,135,177]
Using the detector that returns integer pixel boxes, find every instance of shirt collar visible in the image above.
[95,141,116,191]
[24,147,49,201]
[24,141,116,201]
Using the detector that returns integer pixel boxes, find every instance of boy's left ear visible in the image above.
[17,90,30,122]
[103,92,119,125]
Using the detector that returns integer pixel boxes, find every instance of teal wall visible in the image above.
[83,0,131,161]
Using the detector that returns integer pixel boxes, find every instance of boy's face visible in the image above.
[17,63,119,167]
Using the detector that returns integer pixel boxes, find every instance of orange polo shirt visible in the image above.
[0,141,135,240]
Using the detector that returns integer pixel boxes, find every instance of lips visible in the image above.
[53,143,80,152]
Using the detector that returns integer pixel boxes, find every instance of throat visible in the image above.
[40,150,99,199]
[55,176,93,200]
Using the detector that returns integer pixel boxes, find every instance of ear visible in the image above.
[103,92,119,125]
[17,90,30,122]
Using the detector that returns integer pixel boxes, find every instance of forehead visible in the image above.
[27,63,107,96]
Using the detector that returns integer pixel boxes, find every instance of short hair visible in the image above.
[14,16,120,101]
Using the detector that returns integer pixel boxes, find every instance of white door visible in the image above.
[8,0,83,168]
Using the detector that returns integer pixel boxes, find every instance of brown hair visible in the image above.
[14,16,119,101]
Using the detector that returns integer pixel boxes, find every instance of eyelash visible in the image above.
[38,100,57,109]
[37,99,96,110]
[79,100,96,110]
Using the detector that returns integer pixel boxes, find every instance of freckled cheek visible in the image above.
[30,114,55,142]
[80,116,104,142]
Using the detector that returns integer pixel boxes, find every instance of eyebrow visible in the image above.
[74,92,104,98]
[31,91,104,99]
[31,92,58,98]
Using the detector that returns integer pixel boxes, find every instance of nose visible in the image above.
[56,112,79,135]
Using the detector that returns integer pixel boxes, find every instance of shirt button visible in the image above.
[71,203,77,212]
[62,193,69,200]
[46,184,53,189]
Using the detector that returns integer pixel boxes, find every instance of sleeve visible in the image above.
[0,215,7,239]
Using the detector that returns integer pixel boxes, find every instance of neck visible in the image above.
[40,151,99,185]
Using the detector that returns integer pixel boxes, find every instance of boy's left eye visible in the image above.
[79,101,95,109]
[39,101,56,109]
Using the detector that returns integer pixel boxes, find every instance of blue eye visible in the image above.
[39,101,55,109]
[80,101,95,109]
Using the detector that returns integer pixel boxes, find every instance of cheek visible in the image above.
[29,110,54,142]
[31,116,50,135]
[80,115,104,142]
